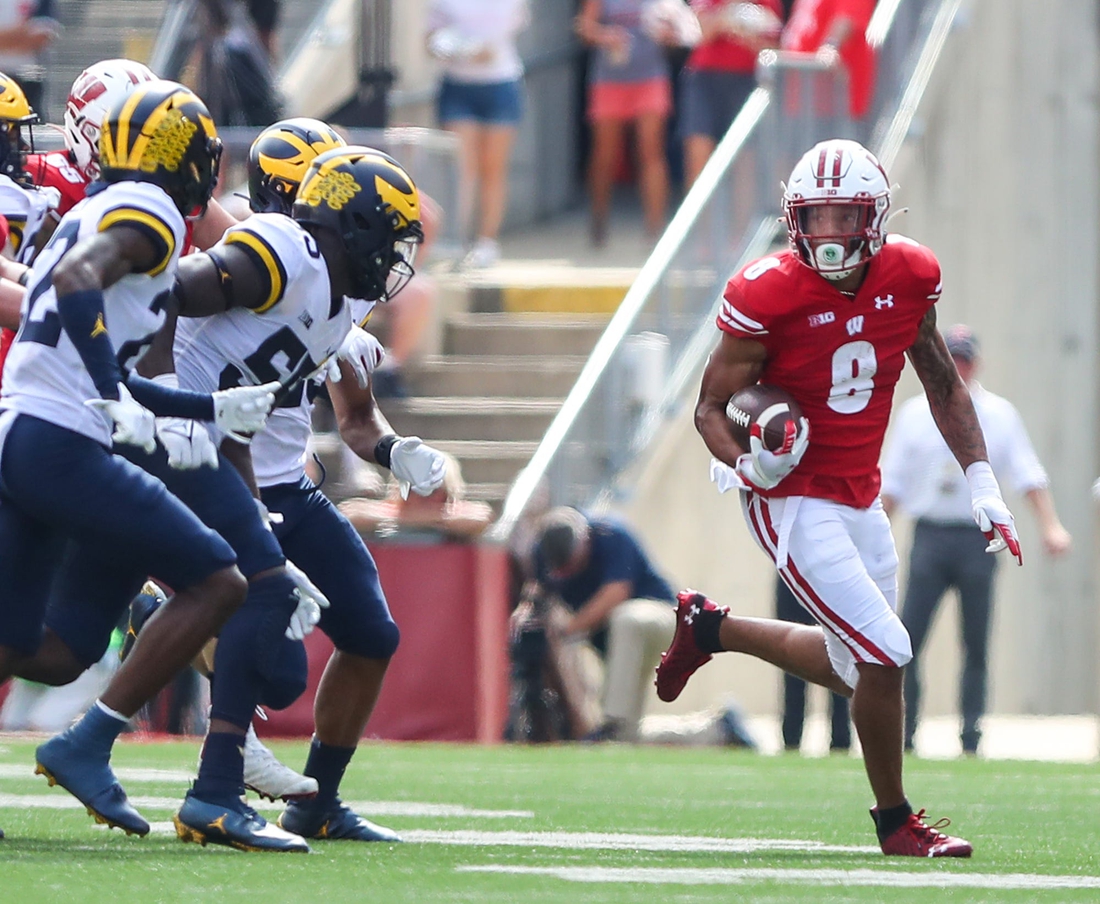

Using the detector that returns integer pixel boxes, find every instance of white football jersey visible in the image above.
[174,213,353,486]
[0,173,55,263]
[0,181,185,446]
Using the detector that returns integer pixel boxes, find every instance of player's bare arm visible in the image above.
[327,367,398,466]
[0,276,23,328]
[906,307,989,469]
[134,301,180,379]
[52,225,159,295]
[219,437,261,497]
[695,331,766,466]
[173,244,270,317]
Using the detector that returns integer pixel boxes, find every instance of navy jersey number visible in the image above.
[15,219,81,347]
[218,325,316,409]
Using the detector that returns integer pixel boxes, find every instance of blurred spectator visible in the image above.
[775,576,850,752]
[195,0,282,126]
[881,324,1072,755]
[679,1,782,188]
[247,0,279,61]
[368,192,442,399]
[427,0,530,269]
[575,0,680,245]
[0,0,61,117]
[781,0,876,122]
[515,506,757,747]
[339,450,493,542]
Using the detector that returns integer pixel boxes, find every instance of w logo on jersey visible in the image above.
[815,146,848,188]
[846,316,864,336]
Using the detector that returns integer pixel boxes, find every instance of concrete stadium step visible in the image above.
[431,440,540,485]
[444,313,609,357]
[407,354,586,398]
[378,397,561,443]
[455,263,637,314]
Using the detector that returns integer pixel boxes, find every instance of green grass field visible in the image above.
[1,735,1098,903]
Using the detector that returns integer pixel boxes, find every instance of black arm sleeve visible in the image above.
[125,373,216,420]
[55,289,124,400]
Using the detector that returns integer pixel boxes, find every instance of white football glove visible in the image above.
[212,380,280,440]
[86,383,156,453]
[735,417,810,491]
[390,435,448,500]
[155,417,219,470]
[333,325,385,389]
[965,461,1023,565]
[283,559,330,641]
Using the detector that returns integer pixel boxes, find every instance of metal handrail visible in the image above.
[488,88,771,541]
[489,0,962,543]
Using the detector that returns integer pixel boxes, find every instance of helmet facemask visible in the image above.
[787,198,885,281]
[0,119,31,185]
[343,208,423,302]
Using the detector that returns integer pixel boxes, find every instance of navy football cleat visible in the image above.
[174,792,311,852]
[35,735,149,836]
[278,798,401,842]
[119,581,167,663]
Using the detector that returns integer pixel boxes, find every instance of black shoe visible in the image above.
[718,704,758,750]
[175,792,310,852]
[278,798,400,842]
[119,581,168,662]
[581,720,623,743]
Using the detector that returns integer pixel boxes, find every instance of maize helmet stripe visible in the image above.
[224,228,287,312]
[98,206,177,276]
[6,215,25,253]
[0,73,37,123]
[105,83,216,173]
[366,153,419,227]
[256,130,335,184]
[298,153,362,210]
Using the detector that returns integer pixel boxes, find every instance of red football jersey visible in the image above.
[25,151,89,219]
[717,235,941,507]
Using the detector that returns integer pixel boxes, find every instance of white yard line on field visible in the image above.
[0,792,532,819]
[458,865,1100,890]
[0,764,194,782]
[402,829,880,854]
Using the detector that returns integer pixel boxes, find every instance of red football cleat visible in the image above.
[875,808,973,858]
[655,590,728,703]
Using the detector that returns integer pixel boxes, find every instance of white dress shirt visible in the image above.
[880,383,1048,523]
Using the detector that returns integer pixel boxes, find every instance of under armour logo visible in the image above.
[685,603,701,625]
[846,316,865,336]
[874,294,894,309]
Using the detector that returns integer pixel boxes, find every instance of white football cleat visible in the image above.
[243,724,318,802]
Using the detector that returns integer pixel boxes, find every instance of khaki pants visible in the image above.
[555,598,730,746]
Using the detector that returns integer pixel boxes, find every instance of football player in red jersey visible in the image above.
[657,139,1022,858]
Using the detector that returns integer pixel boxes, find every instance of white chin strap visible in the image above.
[814,242,858,281]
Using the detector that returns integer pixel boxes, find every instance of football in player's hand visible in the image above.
[725,384,805,452]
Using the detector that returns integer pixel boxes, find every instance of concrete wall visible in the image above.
[622,0,1100,722]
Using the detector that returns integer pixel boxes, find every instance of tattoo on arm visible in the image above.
[907,308,988,467]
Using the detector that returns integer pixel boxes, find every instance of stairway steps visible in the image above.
[408,354,585,397]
